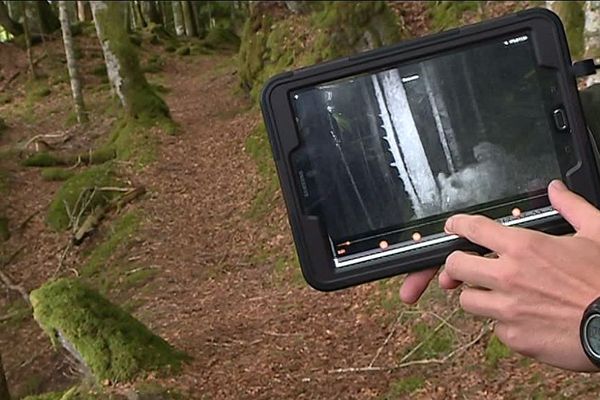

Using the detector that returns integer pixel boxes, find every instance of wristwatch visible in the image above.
[581,296,600,367]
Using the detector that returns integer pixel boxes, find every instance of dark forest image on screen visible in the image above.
[291,36,561,244]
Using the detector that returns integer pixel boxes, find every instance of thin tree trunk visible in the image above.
[172,1,184,36]
[77,1,93,22]
[161,1,173,33]
[181,0,197,37]
[90,1,168,119]
[0,1,22,36]
[59,1,87,124]
[20,2,36,80]
[585,1,600,85]
[0,354,9,400]
[135,0,147,28]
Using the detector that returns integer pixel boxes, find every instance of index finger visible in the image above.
[445,214,522,254]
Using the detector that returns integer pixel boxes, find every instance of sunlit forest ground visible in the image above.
[1,1,600,399]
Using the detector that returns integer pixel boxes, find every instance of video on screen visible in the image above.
[291,34,561,247]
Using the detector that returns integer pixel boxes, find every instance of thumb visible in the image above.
[548,180,600,233]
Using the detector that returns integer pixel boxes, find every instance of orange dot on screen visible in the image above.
[412,232,422,241]
[379,240,389,249]
[512,207,521,217]
[337,249,346,255]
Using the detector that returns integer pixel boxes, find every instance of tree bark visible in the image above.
[172,1,184,36]
[20,2,36,79]
[77,1,93,22]
[0,1,23,37]
[59,1,87,124]
[0,353,10,400]
[546,1,585,58]
[135,0,147,28]
[181,0,197,37]
[90,1,169,119]
[585,1,600,85]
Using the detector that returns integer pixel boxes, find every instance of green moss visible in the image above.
[82,211,140,281]
[381,376,425,399]
[93,2,169,120]
[165,44,176,53]
[46,164,119,231]
[244,123,279,219]
[238,2,402,101]
[409,321,455,359]
[123,267,159,288]
[485,334,511,368]
[429,1,482,32]
[41,167,75,181]
[552,1,585,58]
[202,26,240,51]
[22,152,64,167]
[30,278,188,382]
[23,147,116,168]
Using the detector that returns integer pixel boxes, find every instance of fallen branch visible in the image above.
[328,321,491,374]
[72,186,146,245]
[368,310,405,368]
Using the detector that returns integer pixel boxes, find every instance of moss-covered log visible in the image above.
[30,278,188,382]
[46,164,119,231]
[22,147,116,168]
[90,1,169,120]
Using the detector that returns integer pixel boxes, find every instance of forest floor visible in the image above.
[2,10,600,400]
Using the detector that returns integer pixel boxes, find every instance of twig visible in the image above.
[328,321,491,374]
[0,311,19,322]
[53,242,72,277]
[0,246,30,305]
[399,308,460,364]
[17,210,40,233]
[368,310,405,368]
[96,186,136,192]
[1,245,25,268]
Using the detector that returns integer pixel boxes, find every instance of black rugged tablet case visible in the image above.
[260,8,600,291]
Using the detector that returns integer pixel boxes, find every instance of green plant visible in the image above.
[485,334,511,368]
[381,376,425,399]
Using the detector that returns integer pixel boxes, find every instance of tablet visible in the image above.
[260,8,600,291]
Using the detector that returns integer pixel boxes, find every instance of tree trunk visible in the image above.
[134,0,147,28]
[181,0,197,37]
[0,354,10,400]
[0,1,23,36]
[59,1,87,124]
[161,1,173,33]
[90,1,169,119]
[143,1,162,25]
[20,2,36,79]
[585,1,600,85]
[172,1,184,36]
[34,0,61,34]
[77,1,93,22]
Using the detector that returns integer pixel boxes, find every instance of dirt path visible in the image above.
[127,54,404,399]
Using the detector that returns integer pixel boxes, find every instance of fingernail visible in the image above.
[550,180,567,192]
[444,217,454,234]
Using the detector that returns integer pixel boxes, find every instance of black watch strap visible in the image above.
[580,296,600,367]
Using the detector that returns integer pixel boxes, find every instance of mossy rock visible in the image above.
[202,26,240,51]
[30,278,188,382]
[46,164,119,231]
[41,167,76,181]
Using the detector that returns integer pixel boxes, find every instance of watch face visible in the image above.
[585,314,600,357]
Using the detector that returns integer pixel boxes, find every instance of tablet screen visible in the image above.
[290,32,562,262]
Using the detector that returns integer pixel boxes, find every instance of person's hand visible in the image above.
[440,180,600,371]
